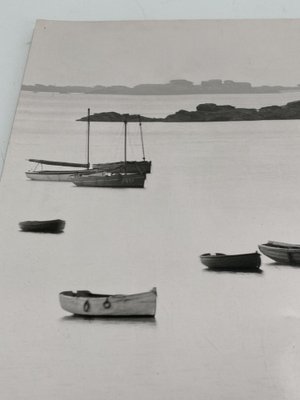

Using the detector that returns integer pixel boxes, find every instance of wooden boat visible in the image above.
[59,287,157,317]
[19,219,65,233]
[26,109,92,181]
[72,120,146,188]
[72,172,146,188]
[258,241,300,265]
[25,161,91,182]
[200,252,261,270]
[26,113,151,182]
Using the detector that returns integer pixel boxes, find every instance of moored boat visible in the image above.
[59,287,157,317]
[72,172,146,188]
[258,241,300,265]
[72,119,146,188]
[19,219,65,233]
[200,252,261,270]
[26,163,91,182]
[26,112,151,181]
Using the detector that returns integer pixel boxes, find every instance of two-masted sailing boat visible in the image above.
[26,111,151,183]
[72,119,146,188]
[25,109,92,181]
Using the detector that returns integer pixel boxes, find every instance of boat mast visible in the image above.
[138,115,146,161]
[87,108,90,169]
[124,117,127,175]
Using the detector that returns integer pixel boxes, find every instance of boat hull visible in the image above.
[19,219,65,233]
[93,161,151,174]
[200,252,261,270]
[59,288,157,317]
[259,242,300,265]
[72,173,146,188]
[26,161,151,181]
[26,170,89,182]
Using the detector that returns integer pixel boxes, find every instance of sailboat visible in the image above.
[72,119,146,188]
[92,115,151,174]
[25,109,92,182]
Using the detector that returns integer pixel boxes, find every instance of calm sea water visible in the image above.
[1,91,300,399]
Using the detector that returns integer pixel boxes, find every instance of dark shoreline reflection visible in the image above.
[60,315,157,326]
[203,267,264,274]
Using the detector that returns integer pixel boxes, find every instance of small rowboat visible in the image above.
[59,288,157,317]
[19,219,65,233]
[258,241,300,265]
[200,252,261,270]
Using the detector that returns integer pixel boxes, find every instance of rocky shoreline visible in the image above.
[78,100,300,123]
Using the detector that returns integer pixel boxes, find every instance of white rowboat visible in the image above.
[59,288,157,317]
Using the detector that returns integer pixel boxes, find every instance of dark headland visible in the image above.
[78,101,300,123]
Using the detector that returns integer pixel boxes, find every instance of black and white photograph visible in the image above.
[1,18,300,399]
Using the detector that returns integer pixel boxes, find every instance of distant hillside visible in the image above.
[22,79,300,95]
[77,100,300,122]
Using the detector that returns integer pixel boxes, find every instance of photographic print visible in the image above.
[1,19,300,399]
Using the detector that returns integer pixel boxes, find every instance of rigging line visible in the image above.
[102,122,122,163]
[87,108,90,168]
[111,123,124,161]
[138,115,146,161]
[127,123,138,160]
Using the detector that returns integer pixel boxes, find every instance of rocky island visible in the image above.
[78,100,300,123]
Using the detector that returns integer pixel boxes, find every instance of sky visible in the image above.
[23,19,300,87]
